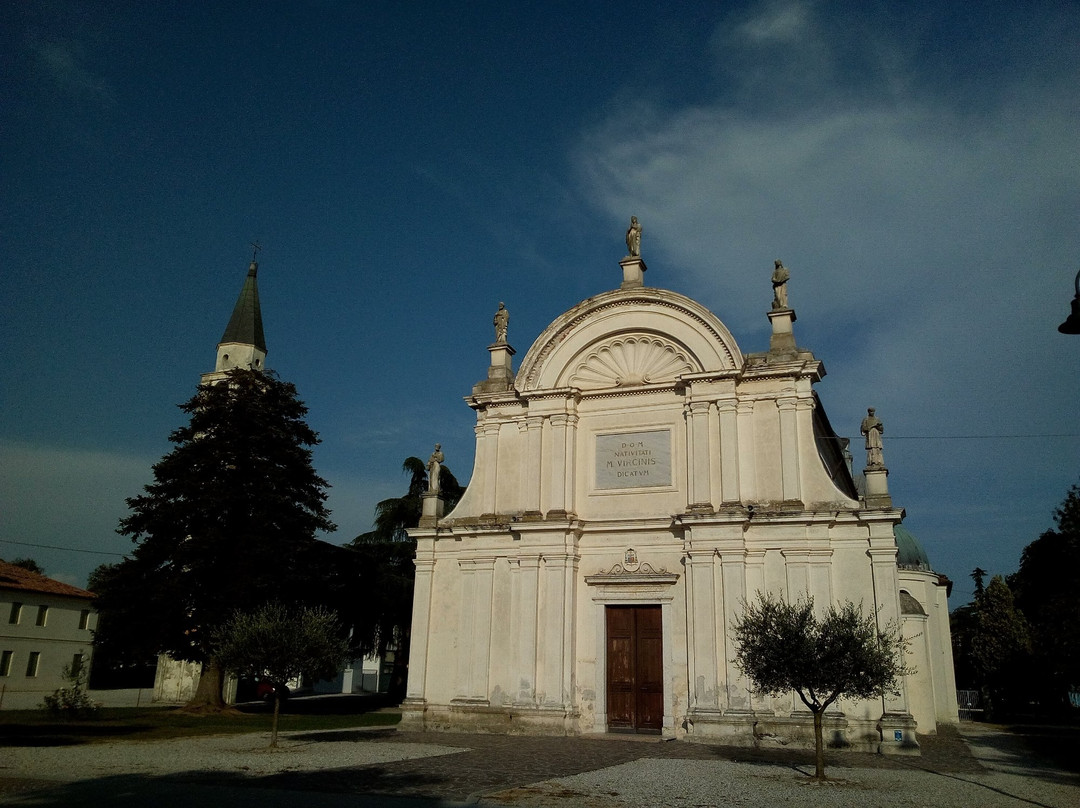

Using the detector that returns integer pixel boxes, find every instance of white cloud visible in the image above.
[33,41,115,104]
[729,0,814,44]
[0,442,152,585]
[571,4,1080,597]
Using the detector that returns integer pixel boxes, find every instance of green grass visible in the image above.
[0,700,401,747]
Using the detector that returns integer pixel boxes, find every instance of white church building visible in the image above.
[401,229,958,752]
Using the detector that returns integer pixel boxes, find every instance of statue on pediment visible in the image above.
[427,443,444,494]
[493,302,509,344]
[860,408,884,468]
[772,259,790,310]
[626,216,642,258]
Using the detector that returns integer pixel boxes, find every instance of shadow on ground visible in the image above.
[0,772,459,808]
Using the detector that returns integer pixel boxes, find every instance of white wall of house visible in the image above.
[0,592,95,710]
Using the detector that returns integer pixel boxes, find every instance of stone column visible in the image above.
[563,413,578,516]
[717,399,739,503]
[744,549,774,713]
[782,549,811,600]
[405,553,436,702]
[455,557,496,702]
[808,549,833,608]
[777,396,800,502]
[736,400,757,501]
[454,561,477,699]
[686,548,720,711]
[867,539,909,715]
[536,553,574,708]
[522,416,544,518]
[719,549,751,712]
[511,555,541,705]
[547,415,568,517]
[481,422,501,517]
[686,401,712,511]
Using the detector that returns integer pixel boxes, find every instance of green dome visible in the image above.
[894,524,932,571]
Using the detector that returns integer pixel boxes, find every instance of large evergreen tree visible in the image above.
[1009,483,1080,709]
[968,575,1031,716]
[104,369,335,709]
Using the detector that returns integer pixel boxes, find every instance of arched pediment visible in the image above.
[516,288,744,392]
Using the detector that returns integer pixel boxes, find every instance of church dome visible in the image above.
[894,523,932,571]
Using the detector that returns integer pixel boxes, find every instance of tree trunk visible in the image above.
[812,708,826,779]
[270,691,281,748]
[184,658,228,712]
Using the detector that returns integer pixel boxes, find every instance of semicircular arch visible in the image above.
[516,289,744,392]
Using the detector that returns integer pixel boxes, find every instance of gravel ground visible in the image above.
[486,755,1075,808]
[0,731,464,779]
[0,723,1075,807]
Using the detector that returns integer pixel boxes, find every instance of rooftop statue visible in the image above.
[771,259,790,310]
[625,216,642,258]
[427,443,444,495]
[493,302,509,344]
[860,408,884,468]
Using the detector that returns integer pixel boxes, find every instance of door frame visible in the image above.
[589,586,677,737]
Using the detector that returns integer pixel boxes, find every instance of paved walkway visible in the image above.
[0,722,1076,807]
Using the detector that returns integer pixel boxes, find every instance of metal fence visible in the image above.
[957,689,984,720]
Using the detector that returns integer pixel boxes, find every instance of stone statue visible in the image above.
[493,302,509,344]
[860,408,884,468]
[426,443,444,495]
[625,216,642,258]
[771,259,790,310]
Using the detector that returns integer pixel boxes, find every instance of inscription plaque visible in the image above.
[595,430,672,489]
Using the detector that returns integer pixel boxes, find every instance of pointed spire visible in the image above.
[204,254,269,383]
[219,259,267,353]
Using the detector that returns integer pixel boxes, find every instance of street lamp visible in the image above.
[1059,269,1080,334]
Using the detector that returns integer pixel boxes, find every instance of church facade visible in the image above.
[402,236,957,751]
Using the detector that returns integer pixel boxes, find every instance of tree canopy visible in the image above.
[952,482,1079,716]
[98,369,335,708]
[732,593,909,779]
[8,558,45,575]
[214,602,349,746]
[1008,483,1080,708]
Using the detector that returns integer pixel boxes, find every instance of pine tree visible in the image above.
[1009,484,1080,710]
[108,369,334,709]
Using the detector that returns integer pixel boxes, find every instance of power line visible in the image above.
[888,434,1080,440]
[0,539,126,557]
[822,433,1080,442]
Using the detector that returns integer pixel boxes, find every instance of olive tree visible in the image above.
[732,593,910,779]
[213,603,350,747]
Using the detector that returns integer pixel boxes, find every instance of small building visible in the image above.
[0,560,96,709]
[402,234,958,751]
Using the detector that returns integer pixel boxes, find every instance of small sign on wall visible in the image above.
[595,430,672,489]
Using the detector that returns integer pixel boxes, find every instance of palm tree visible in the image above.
[347,456,464,698]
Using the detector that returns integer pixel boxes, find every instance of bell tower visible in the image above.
[201,253,267,385]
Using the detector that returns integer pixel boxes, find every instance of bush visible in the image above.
[42,663,100,719]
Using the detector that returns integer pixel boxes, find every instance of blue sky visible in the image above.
[2,1,1078,606]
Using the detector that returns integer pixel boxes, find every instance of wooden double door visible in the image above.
[606,605,663,733]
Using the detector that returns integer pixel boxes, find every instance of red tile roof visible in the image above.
[0,560,94,600]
